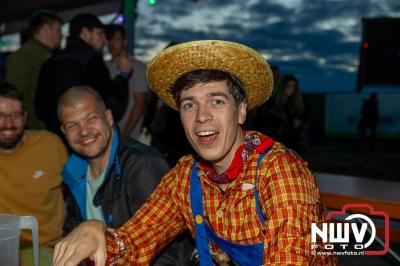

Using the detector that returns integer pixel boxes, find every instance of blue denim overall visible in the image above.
[190,152,268,266]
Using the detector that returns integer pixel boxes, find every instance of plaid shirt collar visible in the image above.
[197,131,273,185]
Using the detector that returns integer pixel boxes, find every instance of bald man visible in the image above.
[57,86,193,265]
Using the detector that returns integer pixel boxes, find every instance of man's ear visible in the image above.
[105,109,114,127]
[238,101,247,125]
[60,125,65,135]
[79,27,90,41]
[41,24,51,36]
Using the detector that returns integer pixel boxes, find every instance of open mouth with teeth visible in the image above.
[0,129,16,135]
[78,135,98,145]
[197,130,218,144]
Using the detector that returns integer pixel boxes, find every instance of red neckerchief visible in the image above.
[199,132,273,184]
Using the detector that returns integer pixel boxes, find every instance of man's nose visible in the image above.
[77,123,90,136]
[195,105,212,123]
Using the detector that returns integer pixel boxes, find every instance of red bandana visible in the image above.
[199,132,273,184]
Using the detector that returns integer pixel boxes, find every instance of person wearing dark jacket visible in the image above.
[57,85,193,265]
[35,13,131,137]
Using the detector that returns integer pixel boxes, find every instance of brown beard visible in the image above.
[0,127,24,150]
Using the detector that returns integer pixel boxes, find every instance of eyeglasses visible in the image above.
[0,111,25,123]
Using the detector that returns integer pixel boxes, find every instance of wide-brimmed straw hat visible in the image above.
[147,40,273,110]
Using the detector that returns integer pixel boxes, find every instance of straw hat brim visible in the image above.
[147,40,273,110]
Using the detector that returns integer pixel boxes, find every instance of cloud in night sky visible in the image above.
[133,0,400,92]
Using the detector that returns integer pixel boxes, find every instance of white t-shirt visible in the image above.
[106,57,149,139]
[86,166,106,222]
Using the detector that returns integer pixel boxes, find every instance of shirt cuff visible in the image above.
[106,228,127,265]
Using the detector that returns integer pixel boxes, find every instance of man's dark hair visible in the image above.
[0,82,24,103]
[171,69,246,107]
[105,24,126,40]
[29,10,62,34]
[69,13,104,37]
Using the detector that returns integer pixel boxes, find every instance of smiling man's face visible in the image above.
[179,80,246,171]
[0,96,26,152]
[59,96,113,160]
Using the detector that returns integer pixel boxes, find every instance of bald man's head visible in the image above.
[57,86,106,119]
[58,86,114,161]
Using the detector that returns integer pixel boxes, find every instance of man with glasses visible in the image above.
[0,82,68,265]
[35,13,131,138]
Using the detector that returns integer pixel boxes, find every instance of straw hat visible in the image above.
[147,40,274,110]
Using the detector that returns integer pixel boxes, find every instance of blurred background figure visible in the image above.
[358,93,379,149]
[6,10,62,129]
[145,41,194,165]
[271,65,281,88]
[19,28,34,46]
[0,82,67,266]
[251,65,281,134]
[274,74,309,153]
[105,24,149,140]
[35,13,131,138]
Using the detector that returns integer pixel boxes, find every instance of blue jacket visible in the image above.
[62,127,169,228]
[62,128,194,265]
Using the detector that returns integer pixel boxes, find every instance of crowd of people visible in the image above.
[0,9,337,266]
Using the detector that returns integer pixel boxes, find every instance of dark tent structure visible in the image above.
[0,0,120,34]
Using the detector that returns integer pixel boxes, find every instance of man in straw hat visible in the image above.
[52,40,336,265]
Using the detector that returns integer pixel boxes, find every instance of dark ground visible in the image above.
[303,138,400,182]
[303,137,400,265]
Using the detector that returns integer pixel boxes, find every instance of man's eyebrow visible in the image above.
[63,111,99,125]
[209,92,229,99]
[178,96,195,105]
[86,111,100,117]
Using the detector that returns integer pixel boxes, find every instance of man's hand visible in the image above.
[52,220,107,266]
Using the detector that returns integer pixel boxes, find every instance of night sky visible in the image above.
[132,0,400,92]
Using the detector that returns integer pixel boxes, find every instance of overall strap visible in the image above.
[190,159,214,266]
[254,149,271,224]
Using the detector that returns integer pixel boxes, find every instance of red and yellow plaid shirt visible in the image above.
[106,132,337,265]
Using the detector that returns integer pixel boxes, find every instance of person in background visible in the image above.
[358,92,379,149]
[6,10,62,129]
[35,13,131,138]
[58,85,193,265]
[105,24,149,140]
[19,27,34,46]
[252,65,281,135]
[146,41,194,165]
[0,82,67,266]
[52,40,336,266]
[274,74,309,153]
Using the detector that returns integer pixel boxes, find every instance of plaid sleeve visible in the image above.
[106,167,187,265]
[258,148,338,265]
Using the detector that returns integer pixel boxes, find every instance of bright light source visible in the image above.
[117,14,124,24]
